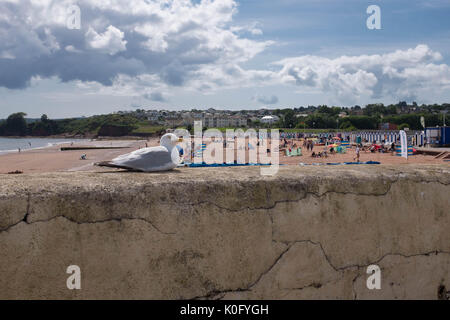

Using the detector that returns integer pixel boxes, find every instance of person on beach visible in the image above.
[354,146,360,162]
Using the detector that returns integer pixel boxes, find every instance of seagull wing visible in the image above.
[110,146,176,172]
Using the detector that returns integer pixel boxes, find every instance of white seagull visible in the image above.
[96,133,183,172]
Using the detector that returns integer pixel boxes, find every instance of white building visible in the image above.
[261,115,280,124]
[187,114,247,128]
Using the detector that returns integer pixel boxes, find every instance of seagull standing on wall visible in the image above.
[96,133,183,172]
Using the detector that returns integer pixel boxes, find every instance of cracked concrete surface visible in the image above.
[0,164,449,299]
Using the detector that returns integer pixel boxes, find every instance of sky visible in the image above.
[0,0,450,118]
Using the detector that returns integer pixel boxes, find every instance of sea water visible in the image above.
[0,137,86,154]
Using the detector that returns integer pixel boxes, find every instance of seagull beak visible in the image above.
[178,137,183,142]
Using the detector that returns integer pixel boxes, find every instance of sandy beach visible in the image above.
[0,139,158,174]
[0,137,447,174]
[279,141,448,166]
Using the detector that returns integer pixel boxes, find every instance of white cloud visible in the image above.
[230,21,264,36]
[1,0,449,107]
[252,94,278,104]
[85,25,127,55]
[43,27,60,52]
[143,91,167,102]
[0,0,272,92]
[274,44,450,103]
[65,45,81,53]
[0,50,15,59]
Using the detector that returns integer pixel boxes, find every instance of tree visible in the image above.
[340,116,379,130]
[339,119,352,130]
[386,105,397,115]
[251,119,261,128]
[5,112,27,136]
[30,114,58,136]
[364,104,385,116]
[317,105,331,114]
[41,114,49,122]
[398,123,409,130]
[282,109,297,128]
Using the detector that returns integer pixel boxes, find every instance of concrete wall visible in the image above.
[0,165,449,299]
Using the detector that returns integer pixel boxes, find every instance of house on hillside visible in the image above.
[261,115,280,124]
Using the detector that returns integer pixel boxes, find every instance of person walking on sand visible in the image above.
[354,145,360,162]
